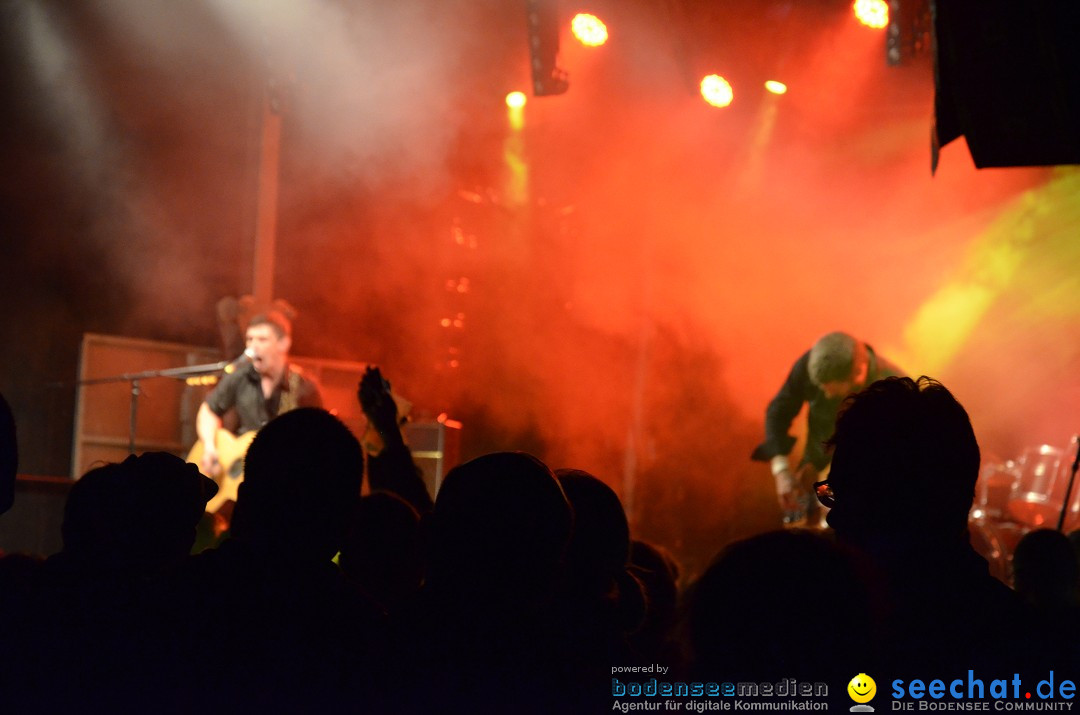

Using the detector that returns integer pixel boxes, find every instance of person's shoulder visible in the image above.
[285,361,311,379]
[288,363,319,386]
[868,347,903,378]
[786,349,813,381]
[288,364,323,403]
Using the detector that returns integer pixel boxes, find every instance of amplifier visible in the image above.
[402,420,461,499]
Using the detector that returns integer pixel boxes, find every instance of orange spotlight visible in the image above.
[700,74,734,108]
[505,91,527,108]
[571,13,608,47]
[764,80,788,95]
[853,0,888,29]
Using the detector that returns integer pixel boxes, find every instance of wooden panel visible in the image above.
[72,334,220,478]
[78,442,135,472]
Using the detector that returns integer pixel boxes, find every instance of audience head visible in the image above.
[1013,528,1080,609]
[686,529,870,680]
[425,451,572,602]
[0,392,15,515]
[554,469,631,594]
[630,540,680,611]
[233,408,362,559]
[1068,529,1080,568]
[825,376,979,544]
[339,491,422,610]
[61,452,216,571]
[628,540,681,658]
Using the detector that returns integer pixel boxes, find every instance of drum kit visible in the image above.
[969,437,1080,585]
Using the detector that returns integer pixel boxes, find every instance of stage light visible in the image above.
[764,80,788,95]
[506,91,526,131]
[854,0,888,29]
[700,74,734,108]
[571,13,608,47]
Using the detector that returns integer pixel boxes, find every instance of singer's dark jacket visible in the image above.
[751,344,902,470]
[206,363,322,435]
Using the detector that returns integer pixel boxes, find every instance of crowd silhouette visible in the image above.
[0,376,1078,712]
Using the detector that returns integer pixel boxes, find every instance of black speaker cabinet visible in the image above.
[934,0,1080,168]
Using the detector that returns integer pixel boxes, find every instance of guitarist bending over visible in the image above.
[195,311,322,508]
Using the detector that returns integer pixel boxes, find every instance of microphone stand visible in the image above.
[76,359,232,455]
[1056,436,1080,532]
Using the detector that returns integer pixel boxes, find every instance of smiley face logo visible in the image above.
[848,673,877,704]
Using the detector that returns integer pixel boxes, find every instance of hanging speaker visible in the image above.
[933,0,1080,170]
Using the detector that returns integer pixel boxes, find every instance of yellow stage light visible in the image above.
[571,13,608,47]
[854,0,888,29]
[700,74,734,108]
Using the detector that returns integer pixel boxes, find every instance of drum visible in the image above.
[970,459,1018,521]
[1007,444,1071,529]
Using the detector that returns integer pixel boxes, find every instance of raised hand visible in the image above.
[358,366,398,432]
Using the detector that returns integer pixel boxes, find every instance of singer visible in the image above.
[194,311,322,479]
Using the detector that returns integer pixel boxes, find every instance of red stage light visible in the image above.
[571,13,608,47]
[700,75,734,108]
[853,0,888,29]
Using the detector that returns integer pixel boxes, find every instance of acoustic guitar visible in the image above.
[187,429,256,513]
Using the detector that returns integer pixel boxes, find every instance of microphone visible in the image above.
[223,348,256,374]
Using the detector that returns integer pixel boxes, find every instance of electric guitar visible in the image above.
[187,429,257,513]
